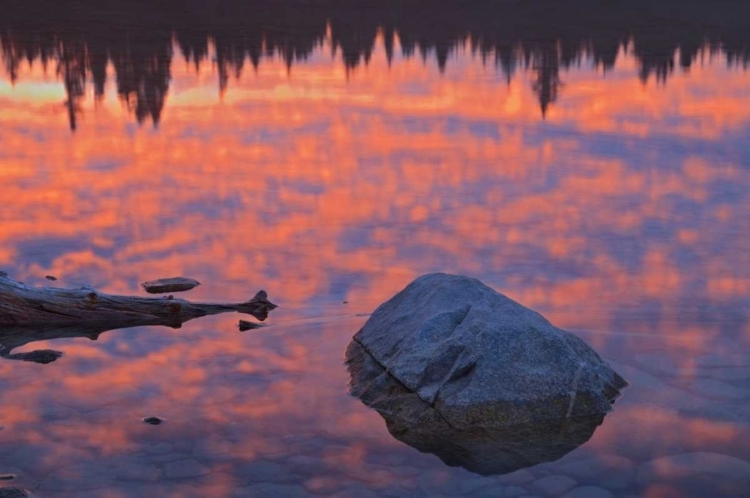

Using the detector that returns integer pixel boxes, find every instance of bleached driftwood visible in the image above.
[0,272,277,363]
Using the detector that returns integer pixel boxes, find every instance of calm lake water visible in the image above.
[1,1,749,497]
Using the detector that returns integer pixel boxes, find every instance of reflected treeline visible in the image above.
[2,0,749,128]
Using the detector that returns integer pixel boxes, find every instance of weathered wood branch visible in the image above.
[0,273,277,363]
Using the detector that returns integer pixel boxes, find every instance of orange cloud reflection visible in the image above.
[0,33,749,497]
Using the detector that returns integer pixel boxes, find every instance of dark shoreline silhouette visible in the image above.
[2,0,748,129]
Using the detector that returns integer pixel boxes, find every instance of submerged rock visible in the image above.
[0,488,28,498]
[347,339,606,475]
[349,273,626,430]
[6,349,63,364]
[238,320,265,332]
[141,277,201,294]
[143,416,164,425]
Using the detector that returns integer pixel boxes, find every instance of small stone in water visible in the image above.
[141,277,201,294]
[45,275,57,281]
[238,320,264,332]
[0,488,28,498]
[143,416,164,425]
[8,350,63,364]
[0,475,15,480]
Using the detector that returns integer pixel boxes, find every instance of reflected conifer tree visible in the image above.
[1,0,749,126]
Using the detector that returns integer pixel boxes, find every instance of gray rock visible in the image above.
[0,489,27,498]
[141,277,201,294]
[163,459,211,479]
[351,273,626,429]
[636,452,750,484]
[531,475,577,495]
[347,339,606,476]
[561,487,614,498]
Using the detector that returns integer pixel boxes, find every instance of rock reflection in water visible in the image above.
[346,340,607,476]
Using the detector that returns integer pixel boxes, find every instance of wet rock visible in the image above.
[561,486,614,498]
[348,338,605,476]
[0,476,13,481]
[143,416,164,425]
[351,273,626,430]
[141,277,201,294]
[0,488,28,498]
[636,452,750,484]
[44,275,57,281]
[238,320,265,332]
[531,475,577,495]
[6,350,63,364]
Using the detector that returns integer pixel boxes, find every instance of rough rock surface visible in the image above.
[347,338,605,475]
[351,273,626,429]
[141,277,201,294]
[0,488,28,498]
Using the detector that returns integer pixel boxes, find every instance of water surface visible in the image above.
[0,1,749,497]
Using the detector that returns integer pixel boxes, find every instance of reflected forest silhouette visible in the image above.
[2,0,749,129]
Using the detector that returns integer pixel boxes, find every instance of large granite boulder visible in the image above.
[346,339,606,475]
[348,273,627,430]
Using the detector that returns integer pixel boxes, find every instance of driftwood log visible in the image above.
[0,273,277,363]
